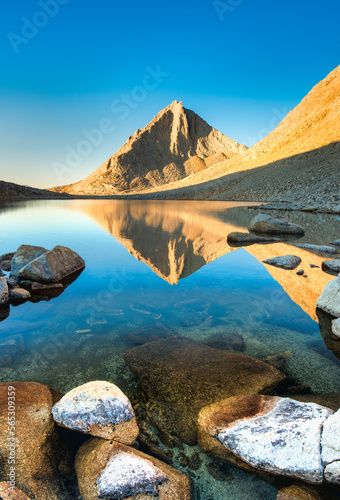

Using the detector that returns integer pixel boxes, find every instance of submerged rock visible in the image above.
[331,239,340,247]
[0,382,75,500]
[263,351,292,373]
[0,354,12,367]
[0,277,9,305]
[52,380,139,444]
[124,322,173,346]
[248,214,305,235]
[227,231,281,245]
[322,258,340,274]
[0,334,25,355]
[124,336,284,445]
[204,332,245,352]
[198,395,333,484]
[15,245,85,283]
[75,438,193,500]
[263,255,301,270]
[317,275,340,317]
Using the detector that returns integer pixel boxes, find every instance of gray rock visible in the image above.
[248,214,305,235]
[263,255,301,270]
[217,398,332,483]
[227,232,281,244]
[0,278,9,305]
[332,318,340,338]
[10,245,47,277]
[322,259,340,273]
[0,268,3,277]
[96,451,167,498]
[9,287,31,302]
[16,245,85,283]
[297,269,304,276]
[294,243,337,254]
[317,275,340,317]
[330,239,340,246]
[324,461,340,485]
[0,252,15,272]
[52,381,139,444]
[321,409,340,465]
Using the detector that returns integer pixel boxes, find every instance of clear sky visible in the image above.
[1,0,339,189]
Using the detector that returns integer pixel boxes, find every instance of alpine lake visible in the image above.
[1,199,340,500]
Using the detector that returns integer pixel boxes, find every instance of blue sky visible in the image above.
[1,0,339,188]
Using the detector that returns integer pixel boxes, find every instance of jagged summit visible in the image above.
[52,100,247,195]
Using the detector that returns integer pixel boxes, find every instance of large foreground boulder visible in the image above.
[317,274,340,317]
[322,259,340,274]
[248,214,305,235]
[198,395,338,485]
[10,244,85,283]
[124,336,285,444]
[0,382,75,500]
[52,381,139,444]
[75,438,193,500]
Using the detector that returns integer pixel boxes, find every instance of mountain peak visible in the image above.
[52,102,247,195]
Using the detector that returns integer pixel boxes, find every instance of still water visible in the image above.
[0,199,339,499]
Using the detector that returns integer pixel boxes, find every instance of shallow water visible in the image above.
[0,199,339,499]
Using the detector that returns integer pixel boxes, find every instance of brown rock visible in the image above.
[0,482,31,500]
[0,382,75,500]
[264,351,292,373]
[124,336,285,444]
[75,438,193,500]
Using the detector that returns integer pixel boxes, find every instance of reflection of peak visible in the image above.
[70,201,334,320]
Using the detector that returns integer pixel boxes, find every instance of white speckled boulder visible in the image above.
[248,214,305,235]
[10,245,47,277]
[75,438,193,500]
[317,274,340,317]
[52,381,139,444]
[198,395,339,485]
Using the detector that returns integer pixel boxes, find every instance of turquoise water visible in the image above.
[0,199,339,499]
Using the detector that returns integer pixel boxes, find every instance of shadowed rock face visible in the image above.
[124,336,285,445]
[52,100,247,195]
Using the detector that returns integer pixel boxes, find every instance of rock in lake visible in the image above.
[0,277,9,305]
[322,259,340,274]
[52,380,139,444]
[227,231,281,244]
[13,245,85,283]
[0,382,75,500]
[331,239,340,247]
[124,322,173,345]
[0,252,15,271]
[317,275,340,317]
[123,336,285,445]
[9,287,31,303]
[204,332,245,352]
[0,482,31,500]
[75,438,193,500]
[10,245,47,277]
[198,395,333,484]
[294,243,337,254]
[276,484,330,500]
[321,409,340,474]
[248,214,305,235]
[332,318,340,338]
[263,255,301,270]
